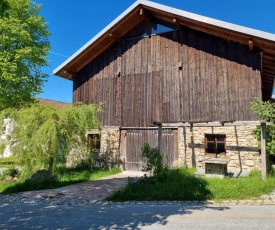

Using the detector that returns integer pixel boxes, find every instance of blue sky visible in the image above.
[36,0,275,103]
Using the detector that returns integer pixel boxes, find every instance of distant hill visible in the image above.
[37,98,70,109]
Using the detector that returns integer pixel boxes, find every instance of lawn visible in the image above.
[108,168,275,201]
[0,156,19,168]
[0,166,121,194]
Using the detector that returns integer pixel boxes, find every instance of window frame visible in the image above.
[205,134,226,157]
[88,133,101,153]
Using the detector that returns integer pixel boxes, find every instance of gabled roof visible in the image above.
[53,0,275,99]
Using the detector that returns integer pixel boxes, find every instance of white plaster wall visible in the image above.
[0,119,15,158]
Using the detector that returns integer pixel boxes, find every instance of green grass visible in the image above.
[108,168,275,201]
[207,170,275,200]
[0,156,20,168]
[0,167,121,194]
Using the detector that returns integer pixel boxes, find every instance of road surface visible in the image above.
[0,203,274,229]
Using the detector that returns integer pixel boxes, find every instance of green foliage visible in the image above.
[141,143,168,177]
[0,103,102,174]
[2,167,19,178]
[0,141,5,157]
[108,168,211,201]
[207,170,275,200]
[250,98,275,155]
[0,0,50,110]
[92,151,122,170]
[0,0,10,18]
[1,167,121,194]
[0,156,19,167]
[108,168,275,202]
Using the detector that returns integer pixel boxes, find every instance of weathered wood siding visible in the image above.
[74,27,262,127]
[120,128,178,171]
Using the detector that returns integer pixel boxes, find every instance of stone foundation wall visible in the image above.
[178,125,260,176]
[67,127,121,168]
[88,127,120,155]
[100,127,120,155]
[205,163,227,178]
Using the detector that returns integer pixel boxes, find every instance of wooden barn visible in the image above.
[54,0,275,176]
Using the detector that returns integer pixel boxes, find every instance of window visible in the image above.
[88,134,101,153]
[205,134,226,157]
[123,20,176,40]
[151,22,175,35]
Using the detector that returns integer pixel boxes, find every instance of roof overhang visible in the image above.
[53,0,275,99]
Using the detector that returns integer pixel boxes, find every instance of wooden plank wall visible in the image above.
[120,128,177,171]
[74,27,262,127]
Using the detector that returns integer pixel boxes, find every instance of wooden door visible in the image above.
[120,128,178,171]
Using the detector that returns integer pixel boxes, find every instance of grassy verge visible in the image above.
[206,170,275,200]
[0,156,20,168]
[0,167,121,194]
[108,168,275,201]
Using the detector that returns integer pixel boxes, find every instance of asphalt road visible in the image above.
[0,203,275,230]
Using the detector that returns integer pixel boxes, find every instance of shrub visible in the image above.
[2,167,20,178]
[250,98,275,156]
[92,151,122,170]
[141,143,168,177]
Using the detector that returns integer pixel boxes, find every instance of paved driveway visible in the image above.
[1,170,275,206]
[0,171,147,205]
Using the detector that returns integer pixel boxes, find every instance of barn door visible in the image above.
[120,128,178,171]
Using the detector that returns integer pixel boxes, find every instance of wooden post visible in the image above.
[261,121,267,180]
[153,122,162,151]
[157,123,162,151]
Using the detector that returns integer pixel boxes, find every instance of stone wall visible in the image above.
[66,127,121,168]
[99,127,120,155]
[178,125,260,176]
[87,127,120,155]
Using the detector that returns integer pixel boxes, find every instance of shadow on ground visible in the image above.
[0,202,230,229]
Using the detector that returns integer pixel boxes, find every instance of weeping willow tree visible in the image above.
[0,103,102,174]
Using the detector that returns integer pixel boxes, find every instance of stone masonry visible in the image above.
[178,125,260,176]
[88,127,120,155]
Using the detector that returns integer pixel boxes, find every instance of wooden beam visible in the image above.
[157,121,272,127]
[109,32,121,42]
[157,123,162,151]
[120,127,176,130]
[139,8,151,22]
[172,18,182,29]
[261,121,267,180]
[63,69,76,77]
[248,39,254,51]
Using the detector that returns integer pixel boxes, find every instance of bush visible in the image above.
[250,98,275,156]
[92,151,122,170]
[2,167,20,178]
[141,143,168,177]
